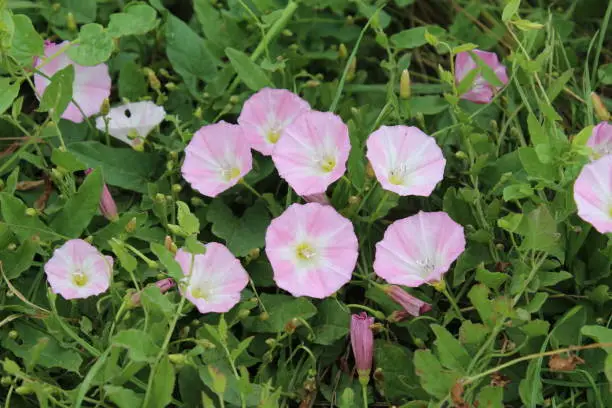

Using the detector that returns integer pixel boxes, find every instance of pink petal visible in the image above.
[574,155,612,233]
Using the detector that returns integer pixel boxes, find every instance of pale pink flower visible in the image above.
[350,312,374,384]
[85,168,118,221]
[34,41,111,123]
[238,88,311,155]
[384,285,431,318]
[44,239,113,299]
[131,278,176,306]
[574,155,612,234]
[175,242,249,313]
[272,111,350,195]
[586,122,612,159]
[181,122,253,198]
[95,101,166,147]
[374,211,466,287]
[302,193,330,205]
[265,202,358,298]
[455,49,508,104]
[366,125,445,196]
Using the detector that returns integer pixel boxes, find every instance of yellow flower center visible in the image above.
[295,243,316,261]
[72,271,88,287]
[267,130,281,144]
[319,156,336,173]
[221,166,241,181]
[191,286,210,301]
[388,164,409,185]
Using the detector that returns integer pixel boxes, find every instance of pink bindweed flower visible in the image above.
[586,122,612,159]
[44,239,113,299]
[350,312,374,384]
[384,285,432,318]
[131,278,176,306]
[175,242,249,313]
[366,125,446,196]
[573,155,612,234]
[95,101,166,147]
[455,49,508,104]
[374,211,466,287]
[238,88,311,155]
[85,168,118,221]
[181,122,253,198]
[265,202,358,298]
[272,111,350,195]
[302,192,330,205]
[34,41,111,123]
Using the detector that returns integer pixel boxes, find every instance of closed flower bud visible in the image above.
[350,312,374,385]
[171,184,182,193]
[591,92,610,121]
[384,285,432,319]
[125,217,137,233]
[238,309,251,319]
[66,12,77,31]
[165,82,177,91]
[8,330,18,339]
[131,278,176,306]
[400,69,411,99]
[168,353,186,365]
[164,236,177,254]
[259,312,270,321]
[366,161,376,179]
[1,376,13,386]
[346,57,357,82]
[338,43,348,59]
[85,169,118,221]
[144,68,161,91]
[16,384,34,395]
[193,107,203,119]
[25,208,37,217]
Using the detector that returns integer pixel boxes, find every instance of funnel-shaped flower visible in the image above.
[574,155,612,234]
[95,101,166,147]
[587,122,612,159]
[272,111,350,195]
[44,239,113,299]
[265,202,358,298]
[182,122,253,197]
[385,285,431,317]
[366,125,445,196]
[350,312,374,384]
[455,49,508,104]
[34,41,111,123]
[175,242,249,313]
[238,88,311,155]
[374,211,466,287]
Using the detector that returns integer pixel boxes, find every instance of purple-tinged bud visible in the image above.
[131,278,176,306]
[85,169,118,221]
[385,285,431,318]
[350,312,374,385]
[302,193,330,205]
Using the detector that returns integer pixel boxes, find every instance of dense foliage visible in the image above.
[1,0,612,407]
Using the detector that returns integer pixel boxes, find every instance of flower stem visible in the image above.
[441,285,465,321]
[361,383,369,408]
[240,179,262,198]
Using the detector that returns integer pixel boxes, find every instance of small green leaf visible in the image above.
[431,324,470,372]
[475,265,508,291]
[177,201,200,236]
[150,242,183,282]
[311,299,350,345]
[0,78,20,116]
[242,294,317,333]
[119,61,147,101]
[108,4,157,37]
[413,349,461,399]
[39,65,74,121]
[230,336,254,362]
[10,14,43,66]
[225,47,272,91]
[104,386,144,408]
[113,329,160,362]
[2,238,38,279]
[0,193,57,242]
[67,23,113,66]
[109,240,137,273]
[148,356,175,408]
[502,0,521,22]
[477,386,504,408]
[390,26,445,49]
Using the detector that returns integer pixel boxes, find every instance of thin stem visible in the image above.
[346,304,385,320]
[240,179,262,198]
[442,286,465,321]
[361,383,368,408]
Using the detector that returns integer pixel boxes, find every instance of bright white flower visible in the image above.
[95,101,165,146]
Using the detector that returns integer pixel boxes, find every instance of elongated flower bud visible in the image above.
[130,278,176,306]
[384,285,431,320]
[350,312,374,385]
[400,69,411,99]
[591,92,610,121]
[85,169,118,221]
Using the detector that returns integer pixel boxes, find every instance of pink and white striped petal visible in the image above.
[574,155,612,234]
[455,49,508,104]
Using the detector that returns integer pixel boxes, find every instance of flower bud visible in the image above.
[265,338,276,347]
[346,57,356,82]
[1,376,13,386]
[285,318,300,334]
[131,278,176,306]
[350,312,374,385]
[171,184,182,194]
[591,92,610,121]
[384,285,431,319]
[165,82,177,91]
[144,68,161,91]
[366,161,375,179]
[8,330,18,339]
[259,312,270,321]
[238,309,251,319]
[66,12,77,31]
[168,353,186,365]
[25,208,37,217]
[125,217,137,233]
[399,69,411,99]
[164,236,177,254]
[16,384,34,395]
[193,107,203,119]
[338,43,348,59]
[100,98,110,116]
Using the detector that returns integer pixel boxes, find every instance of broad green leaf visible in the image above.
[475,265,508,291]
[311,299,350,345]
[374,341,425,401]
[39,65,74,121]
[50,168,103,237]
[0,77,20,116]
[413,349,461,399]
[50,148,87,172]
[572,125,594,147]
[242,294,317,333]
[516,205,563,259]
[104,386,144,408]
[518,147,556,180]
[431,324,470,372]
[60,0,96,23]
[150,243,183,282]
[1,237,38,279]
[502,0,521,22]
[390,26,445,49]
[225,47,272,91]
[140,284,175,320]
[109,240,137,273]
[176,201,200,236]
[68,141,163,193]
[477,386,504,408]
[0,9,14,50]
[147,356,175,408]
[502,183,534,201]
[10,14,43,66]
[547,69,573,102]
[519,358,544,406]
[527,113,547,146]
[119,61,147,101]
[0,193,57,242]
[108,4,157,37]
[67,23,113,66]
[206,199,271,257]
[409,95,448,115]
[581,326,612,353]
[113,330,160,362]
[459,321,489,348]
[598,63,612,85]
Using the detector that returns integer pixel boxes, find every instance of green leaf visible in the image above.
[475,265,509,291]
[516,205,563,259]
[147,356,175,408]
[0,193,57,242]
[150,243,183,282]
[2,237,38,279]
[518,147,556,181]
[67,23,113,66]
[527,113,547,146]
[390,26,445,49]
[1,322,82,373]
[140,284,175,320]
[0,10,14,51]
[68,141,162,193]
[60,0,97,23]
[459,321,489,348]
[477,386,504,408]
[431,324,470,372]
[104,386,144,408]
[50,148,87,172]
[519,358,544,406]
[502,0,521,22]
[113,329,160,362]
[176,201,200,236]
[225,47,272,91]
[547,69,573,102]
[0,78,20,116]
[165,15,217,89]
[10,14,43,66]
[243,294,317,333]
[230,336,254,362]
[50,168,103,237]
[581,326,612,353]
[39,65,74,121]
[413,349,461,399]
[374,341,425,401]
[119,61,147,101]
[108,4,157,37]
[598,63,612,85]
[572,125,594,147]
[470,51,504,87]
[206,199,271,257]
[311,299,350,345]
[502,183,534,201]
